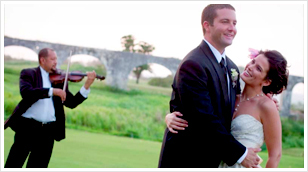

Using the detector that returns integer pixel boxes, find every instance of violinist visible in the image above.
[4,48,96,168]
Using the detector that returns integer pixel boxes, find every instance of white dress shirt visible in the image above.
[22,66,90,123]
[203,39,247,164]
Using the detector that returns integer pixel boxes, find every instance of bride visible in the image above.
[165,49,288,168]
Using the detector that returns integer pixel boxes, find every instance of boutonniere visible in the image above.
[230,68,238,88]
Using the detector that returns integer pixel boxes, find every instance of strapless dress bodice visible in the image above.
[231,114,264,149]
[219,114,264,168]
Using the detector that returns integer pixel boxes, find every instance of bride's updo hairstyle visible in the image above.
[260,50,289,95]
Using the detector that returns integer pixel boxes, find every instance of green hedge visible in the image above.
[148,75,173,88]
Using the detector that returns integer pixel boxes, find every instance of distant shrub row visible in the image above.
[148,75,173,88]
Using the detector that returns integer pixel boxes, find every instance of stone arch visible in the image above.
[290,83,304,104]
[101,50,180,89]
[127,62,173,85]
[4,45,38,61]
[143,63,173,78]
[280,75,304,117]
[128,57,178,77]
[61,49,108,70]
[128,61,175,78]
[4,36,181,90]
[60,54,107,78]
[65,54,101,66]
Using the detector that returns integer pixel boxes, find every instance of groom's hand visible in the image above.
[241,148,262,168]
[266,93,279,111]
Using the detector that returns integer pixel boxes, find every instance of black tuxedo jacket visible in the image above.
[158,41,246,167]
[4,66,86,141]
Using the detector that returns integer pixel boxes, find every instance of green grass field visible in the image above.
[3,60,304,168]
[4,128,162,168]
[4,128,304,168]
[127,79,172,96]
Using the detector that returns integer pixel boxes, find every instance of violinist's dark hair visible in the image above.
[38,48,55,63]
[260,50,289,95]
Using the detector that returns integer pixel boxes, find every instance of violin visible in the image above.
[49,69,105,85]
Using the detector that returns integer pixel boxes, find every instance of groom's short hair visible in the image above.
[201,4,235,35]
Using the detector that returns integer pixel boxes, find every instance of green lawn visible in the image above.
[259,149,304,168]
[4,128,162,168]
[4,128,304,168]
[127,79,172,96]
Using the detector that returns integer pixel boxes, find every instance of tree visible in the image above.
[121,35,136,53]
[133,41,155,84]
[133,64,153,84]
[137,41,155,55]
[121,35,155,84]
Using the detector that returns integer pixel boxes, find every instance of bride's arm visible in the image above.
[165,112,188,133]
[260,99,282,168]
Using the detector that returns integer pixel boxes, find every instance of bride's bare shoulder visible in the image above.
[259,96,279,118]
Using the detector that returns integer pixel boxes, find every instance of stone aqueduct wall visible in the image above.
[4,36,181,90]
[4,36,304,116]
[280,75,304,117]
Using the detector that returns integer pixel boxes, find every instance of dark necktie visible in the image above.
[220,58,230,100]
[220,58,228,81]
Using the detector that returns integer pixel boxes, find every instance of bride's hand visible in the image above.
[165,111,188,134]
[266,93,279,111]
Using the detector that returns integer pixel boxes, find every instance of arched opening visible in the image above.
[60,54,107,87]
[127,63,172,95]
[290,83,304,118]
[4,46,39,73]
[4,45,38,62]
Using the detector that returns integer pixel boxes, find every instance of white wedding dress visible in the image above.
[219,114,264,168]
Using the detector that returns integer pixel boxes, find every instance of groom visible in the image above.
[158,4,261,168]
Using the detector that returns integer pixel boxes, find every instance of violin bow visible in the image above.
[63,50,72,93]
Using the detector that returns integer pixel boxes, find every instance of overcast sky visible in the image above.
[2,1,306,77]
[2,1,307,99]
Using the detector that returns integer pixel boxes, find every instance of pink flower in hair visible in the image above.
[248,48,259,59]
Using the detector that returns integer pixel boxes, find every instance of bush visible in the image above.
[148,75,173,88]
[280,117,303,148]
[291,102,304,114]
[59,63,107,77]
[281,117,304,138]
[260,117,303,150]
